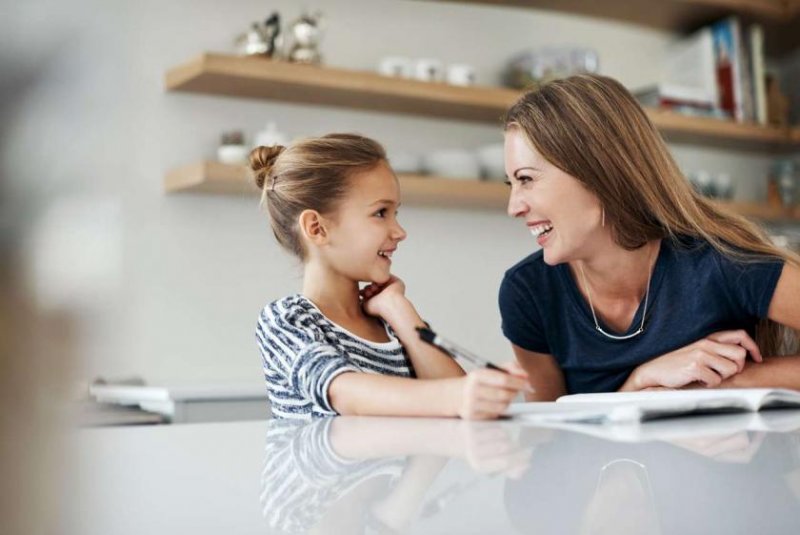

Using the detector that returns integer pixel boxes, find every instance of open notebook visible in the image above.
[506,388,800,425]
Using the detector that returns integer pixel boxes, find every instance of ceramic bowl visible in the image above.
[476,143,506,181]
[422,149,480,180]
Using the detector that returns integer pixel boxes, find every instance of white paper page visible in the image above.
[557,388,781,411]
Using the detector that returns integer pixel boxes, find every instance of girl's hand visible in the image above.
[456,421,532,477]
[361,276,407,318]
[625,330,763,391]
[450,361,532,420]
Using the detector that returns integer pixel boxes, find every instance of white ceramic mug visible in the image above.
[378,56,413,78]
[413,58,444,82]
[446,63,476,86]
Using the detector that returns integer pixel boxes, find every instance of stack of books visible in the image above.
[635,17,768,125]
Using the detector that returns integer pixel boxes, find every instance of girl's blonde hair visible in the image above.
[504,73,799,356]
[249,133,387,261]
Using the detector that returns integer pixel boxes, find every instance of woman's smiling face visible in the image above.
[504,127,604,265]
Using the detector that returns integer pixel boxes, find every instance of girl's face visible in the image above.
[322,161,407,284]
[504,128,603,265]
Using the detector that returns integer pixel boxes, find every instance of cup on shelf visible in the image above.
[476,143,506,181]
[388,151,422,175]
[413,58,444,82]
[218,145,249,164]
[253,121,288,148]
[446,63,476,86]
[218,130,248,164]
[378,56,413,78]
[422,149,480,180]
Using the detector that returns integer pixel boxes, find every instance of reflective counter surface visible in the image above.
[68,411,800,534]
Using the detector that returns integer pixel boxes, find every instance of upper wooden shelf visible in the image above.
[164,161,800,222]
[166,54,799,150]
[166,53,514,123]
[427,0,800,57]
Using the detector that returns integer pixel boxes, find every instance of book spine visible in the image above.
[750,24,767,126]
[711,20,736,119]
[729,17,746,122]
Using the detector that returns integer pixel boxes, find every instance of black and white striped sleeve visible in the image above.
[257,301,360,415]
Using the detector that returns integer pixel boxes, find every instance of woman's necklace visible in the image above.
[577,245,656,341]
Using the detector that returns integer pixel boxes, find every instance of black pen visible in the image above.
[416,326,508,373]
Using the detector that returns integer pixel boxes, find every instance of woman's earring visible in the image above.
[601,207,605,228]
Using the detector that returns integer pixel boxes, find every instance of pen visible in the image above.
[416,326,508,373]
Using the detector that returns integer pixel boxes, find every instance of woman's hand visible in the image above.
[623,330,763,391]
[448,361,533,420]
[361,276,407,318]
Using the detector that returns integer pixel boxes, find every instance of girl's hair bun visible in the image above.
[249,145,286,190]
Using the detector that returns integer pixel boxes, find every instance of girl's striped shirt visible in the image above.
[256,294,413,420]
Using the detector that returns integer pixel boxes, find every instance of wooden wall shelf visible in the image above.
[166,53,515,123]
[165,54,799,151]
[164,161,800,221]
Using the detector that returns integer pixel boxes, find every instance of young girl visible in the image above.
[252,133,529,420]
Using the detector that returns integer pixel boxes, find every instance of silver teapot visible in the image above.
[235,12,282,58]
[287,12,324,64]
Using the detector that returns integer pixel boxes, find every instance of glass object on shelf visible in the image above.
[504,47,599,90]
[686,170,735,199]
[771,159,798,207]
[715,173,734,200]
[687,170,713,196]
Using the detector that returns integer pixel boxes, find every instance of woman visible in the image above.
[498,74,800,400]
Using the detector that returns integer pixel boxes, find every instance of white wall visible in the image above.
[0,0,789,385]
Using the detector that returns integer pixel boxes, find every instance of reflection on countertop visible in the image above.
[259,412,800,534]
[68,411,800,535]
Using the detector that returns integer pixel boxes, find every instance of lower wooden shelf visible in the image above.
[164,161,800,221]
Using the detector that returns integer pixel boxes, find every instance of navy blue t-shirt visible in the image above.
[498,237,784,394]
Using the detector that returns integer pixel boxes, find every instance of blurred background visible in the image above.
[1,1,799,531]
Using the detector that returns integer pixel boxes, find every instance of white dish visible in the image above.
[422,149,480,180]
[387,151,421,174]
[217,144,249,165]
[476,143,506,181]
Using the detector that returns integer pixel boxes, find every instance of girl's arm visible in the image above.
[361,277,465,379]
[328,367,530,419]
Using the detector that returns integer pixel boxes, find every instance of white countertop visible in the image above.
[66,411,800,534]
